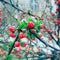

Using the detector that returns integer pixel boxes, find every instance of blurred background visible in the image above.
[0,0,60,60]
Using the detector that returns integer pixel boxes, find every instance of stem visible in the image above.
[8,35,18,55]
[8,29,22,55]
[57,4,60,46]
[44,27,57,43]
[29,29,60,51]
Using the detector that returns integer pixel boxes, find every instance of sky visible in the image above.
[0,0,57,13]
[51,0,57,13]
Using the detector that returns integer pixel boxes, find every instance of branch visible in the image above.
[8,29,22,55]
[29,29,60,51]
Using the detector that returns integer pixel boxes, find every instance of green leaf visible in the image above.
[17,20,27,29]
[17,20,21,28]
[39,20,43,25]
[9,42,14,47]
[2,44,8,50]
[5,55,13,60]
[20,42,24,46]
[35,20,42,26]
[13,48,16,51]
[27,16,31,22]
[26,30,31,38]
[21,21,27,28]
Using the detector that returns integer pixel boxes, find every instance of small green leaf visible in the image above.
[2,44,8,50]
[20,42,24,46]
[35,20,42,26]
[9,42,14,47]
[5,55,13,60]
[27,16,31,22]
[39,20,43,25]
[17,20,21,28]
